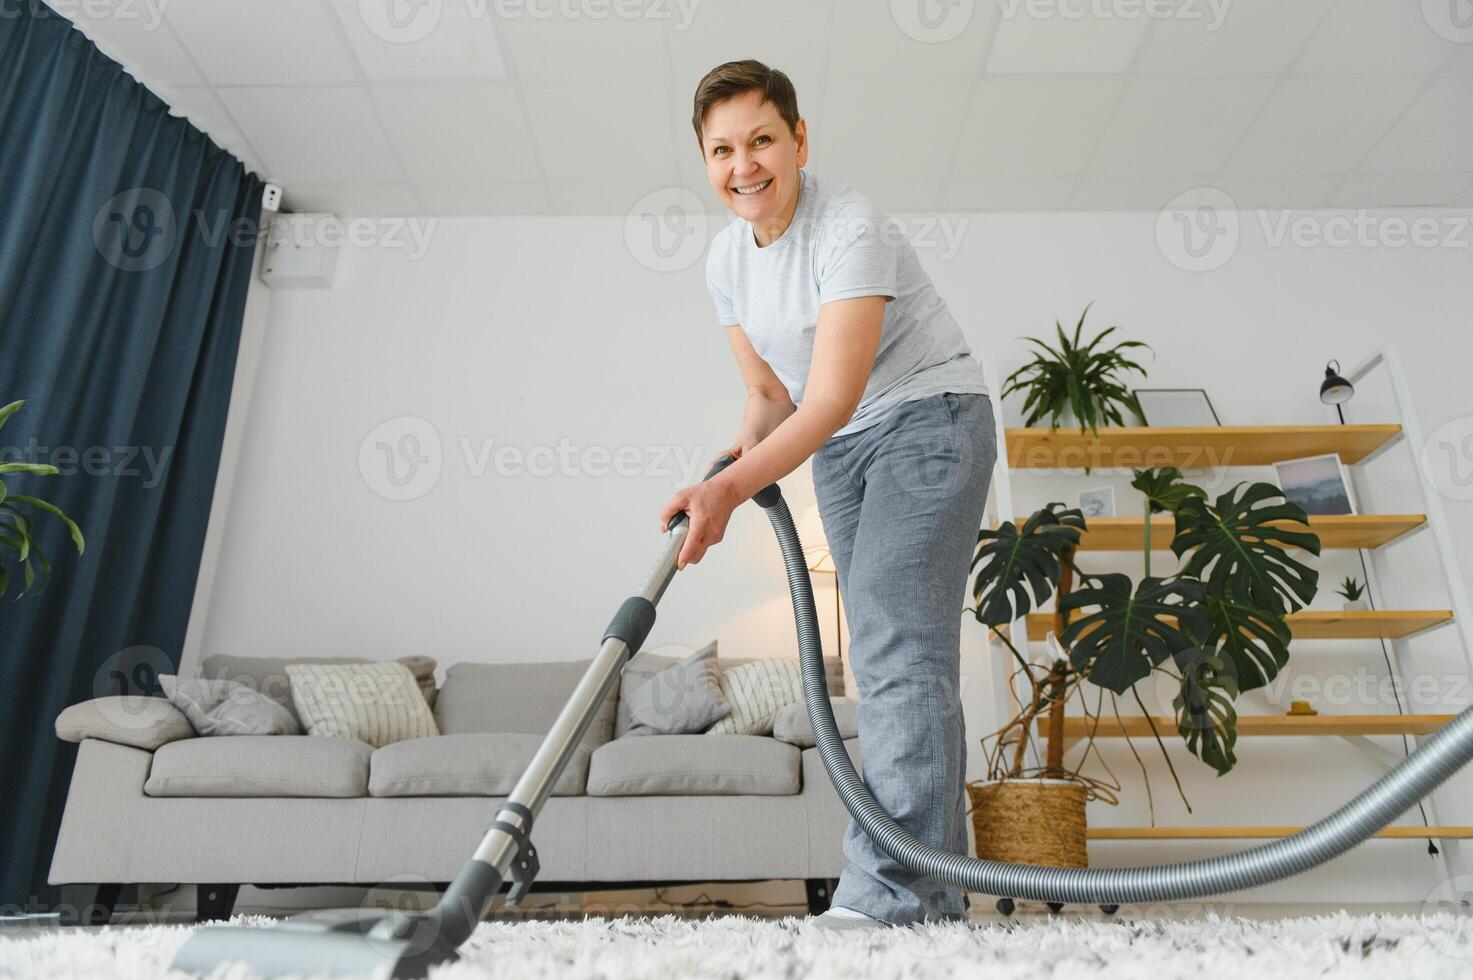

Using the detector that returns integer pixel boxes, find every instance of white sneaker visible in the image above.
[811,906,889,930]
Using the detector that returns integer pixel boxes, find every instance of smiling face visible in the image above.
[699,90,808,242]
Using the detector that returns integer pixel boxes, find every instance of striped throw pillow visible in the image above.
[287,662,438,747]
[706,658,804,736]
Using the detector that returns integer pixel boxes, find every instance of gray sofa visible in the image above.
[48,652,861,924]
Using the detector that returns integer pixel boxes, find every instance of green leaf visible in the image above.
[1196,595,1292,692]
[970,503,1085,628]
[0,400,23,433]
[0,463,59,476]
[1062,573,1207,694]
[1130,467,1206,515]
[3,496,85,555]
[1171,646,1240,775]
[1172,482,1320,614]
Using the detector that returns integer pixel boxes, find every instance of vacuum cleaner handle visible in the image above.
[662,453,737,532]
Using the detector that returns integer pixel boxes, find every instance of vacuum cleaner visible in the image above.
[172,455,1473,978]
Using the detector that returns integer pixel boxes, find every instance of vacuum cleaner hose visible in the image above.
[760,492,1473,905]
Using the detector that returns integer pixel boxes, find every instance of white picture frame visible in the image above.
[1273,453,1357,516]
[1077,485,1116,518]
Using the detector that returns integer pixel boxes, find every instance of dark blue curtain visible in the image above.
[0,6,263,911]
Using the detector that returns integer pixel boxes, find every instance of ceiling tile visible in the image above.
[670,0,834,84]
[521,84,675,181]
[57,3,201,84]
[986,6,1151,74]
[1209,175,1343,208]
[1090,77,1275,177]
[327,0,508,80]
[280,182,421,215]
[943,178,1075,211]
[826,0,996,79]
[165,0,357,85]
[499,8,668,83]
[954,78,1125,179]
[1330,173,1473,208]
[1223,77,1424,176]
[1135,0,1335,76]
[1292,0,1465,74]
[820,80,973,179]
[218,86,404,184]
[416,182,551,214]
[1358,77,1473,174]
[373,84,540,183]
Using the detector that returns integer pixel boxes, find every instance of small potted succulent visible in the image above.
[965,467,1321,874]
[1001,304,1151,436]
[0,400,86,598]
[1337,576,1368,611]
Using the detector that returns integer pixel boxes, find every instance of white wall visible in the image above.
[196,202,1473,905]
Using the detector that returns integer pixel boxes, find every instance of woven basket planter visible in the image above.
[969,779,1088,868]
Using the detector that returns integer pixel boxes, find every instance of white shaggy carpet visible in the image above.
[3,911,1473,979]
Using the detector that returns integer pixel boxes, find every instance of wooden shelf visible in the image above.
[1088,826,1473,840]
[1023,609,1453,642]
[1048,513,1426,552]
[1047,714,1455,739]
[1006,424,1401,470]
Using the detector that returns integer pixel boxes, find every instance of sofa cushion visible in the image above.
[200,654,438,726]
[771,698,860,748]
[159,674,301,736]
[369,733,590,797]
[144,736,372,798]
[55,696,194,751]
[433,660,615,748]
[615,649,845,738]
[586,734,800,796]
[288,662,438,747]
[624,641,730,736]
[707,659,804,736]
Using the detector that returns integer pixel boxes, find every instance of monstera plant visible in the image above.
[0,400,85,598]
[969,467,1321,791]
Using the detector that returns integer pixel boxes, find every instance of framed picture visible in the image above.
[1133,388,1221,427]
[1273,454,1357,516]
[1077,485,1116,518]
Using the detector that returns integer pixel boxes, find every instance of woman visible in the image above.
[657,60,998,929]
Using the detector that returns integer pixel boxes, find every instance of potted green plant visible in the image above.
[0,400,86,597]
[965,467,1321,869]
[1337,576,1367,611]
[1001,304,1151,436]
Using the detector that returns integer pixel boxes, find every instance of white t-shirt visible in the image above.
[705,168,987,438]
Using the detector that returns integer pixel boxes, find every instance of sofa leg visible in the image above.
[57,884,122,926]
[195,884,240,923]
[804,878,839,915]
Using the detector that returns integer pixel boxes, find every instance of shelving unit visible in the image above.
[976,344,1473,890]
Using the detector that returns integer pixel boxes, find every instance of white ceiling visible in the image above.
[57,0,1473,216]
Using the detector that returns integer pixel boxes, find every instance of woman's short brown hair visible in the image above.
[691,59,800,151]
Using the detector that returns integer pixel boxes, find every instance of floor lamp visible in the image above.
[799,505,844,686]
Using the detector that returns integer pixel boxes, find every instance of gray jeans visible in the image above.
[812,391,997,924]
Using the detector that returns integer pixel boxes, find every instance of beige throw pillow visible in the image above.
[287,661,438,747]
[706,658,804,736]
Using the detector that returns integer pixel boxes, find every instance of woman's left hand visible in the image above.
[658,478,743,570]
